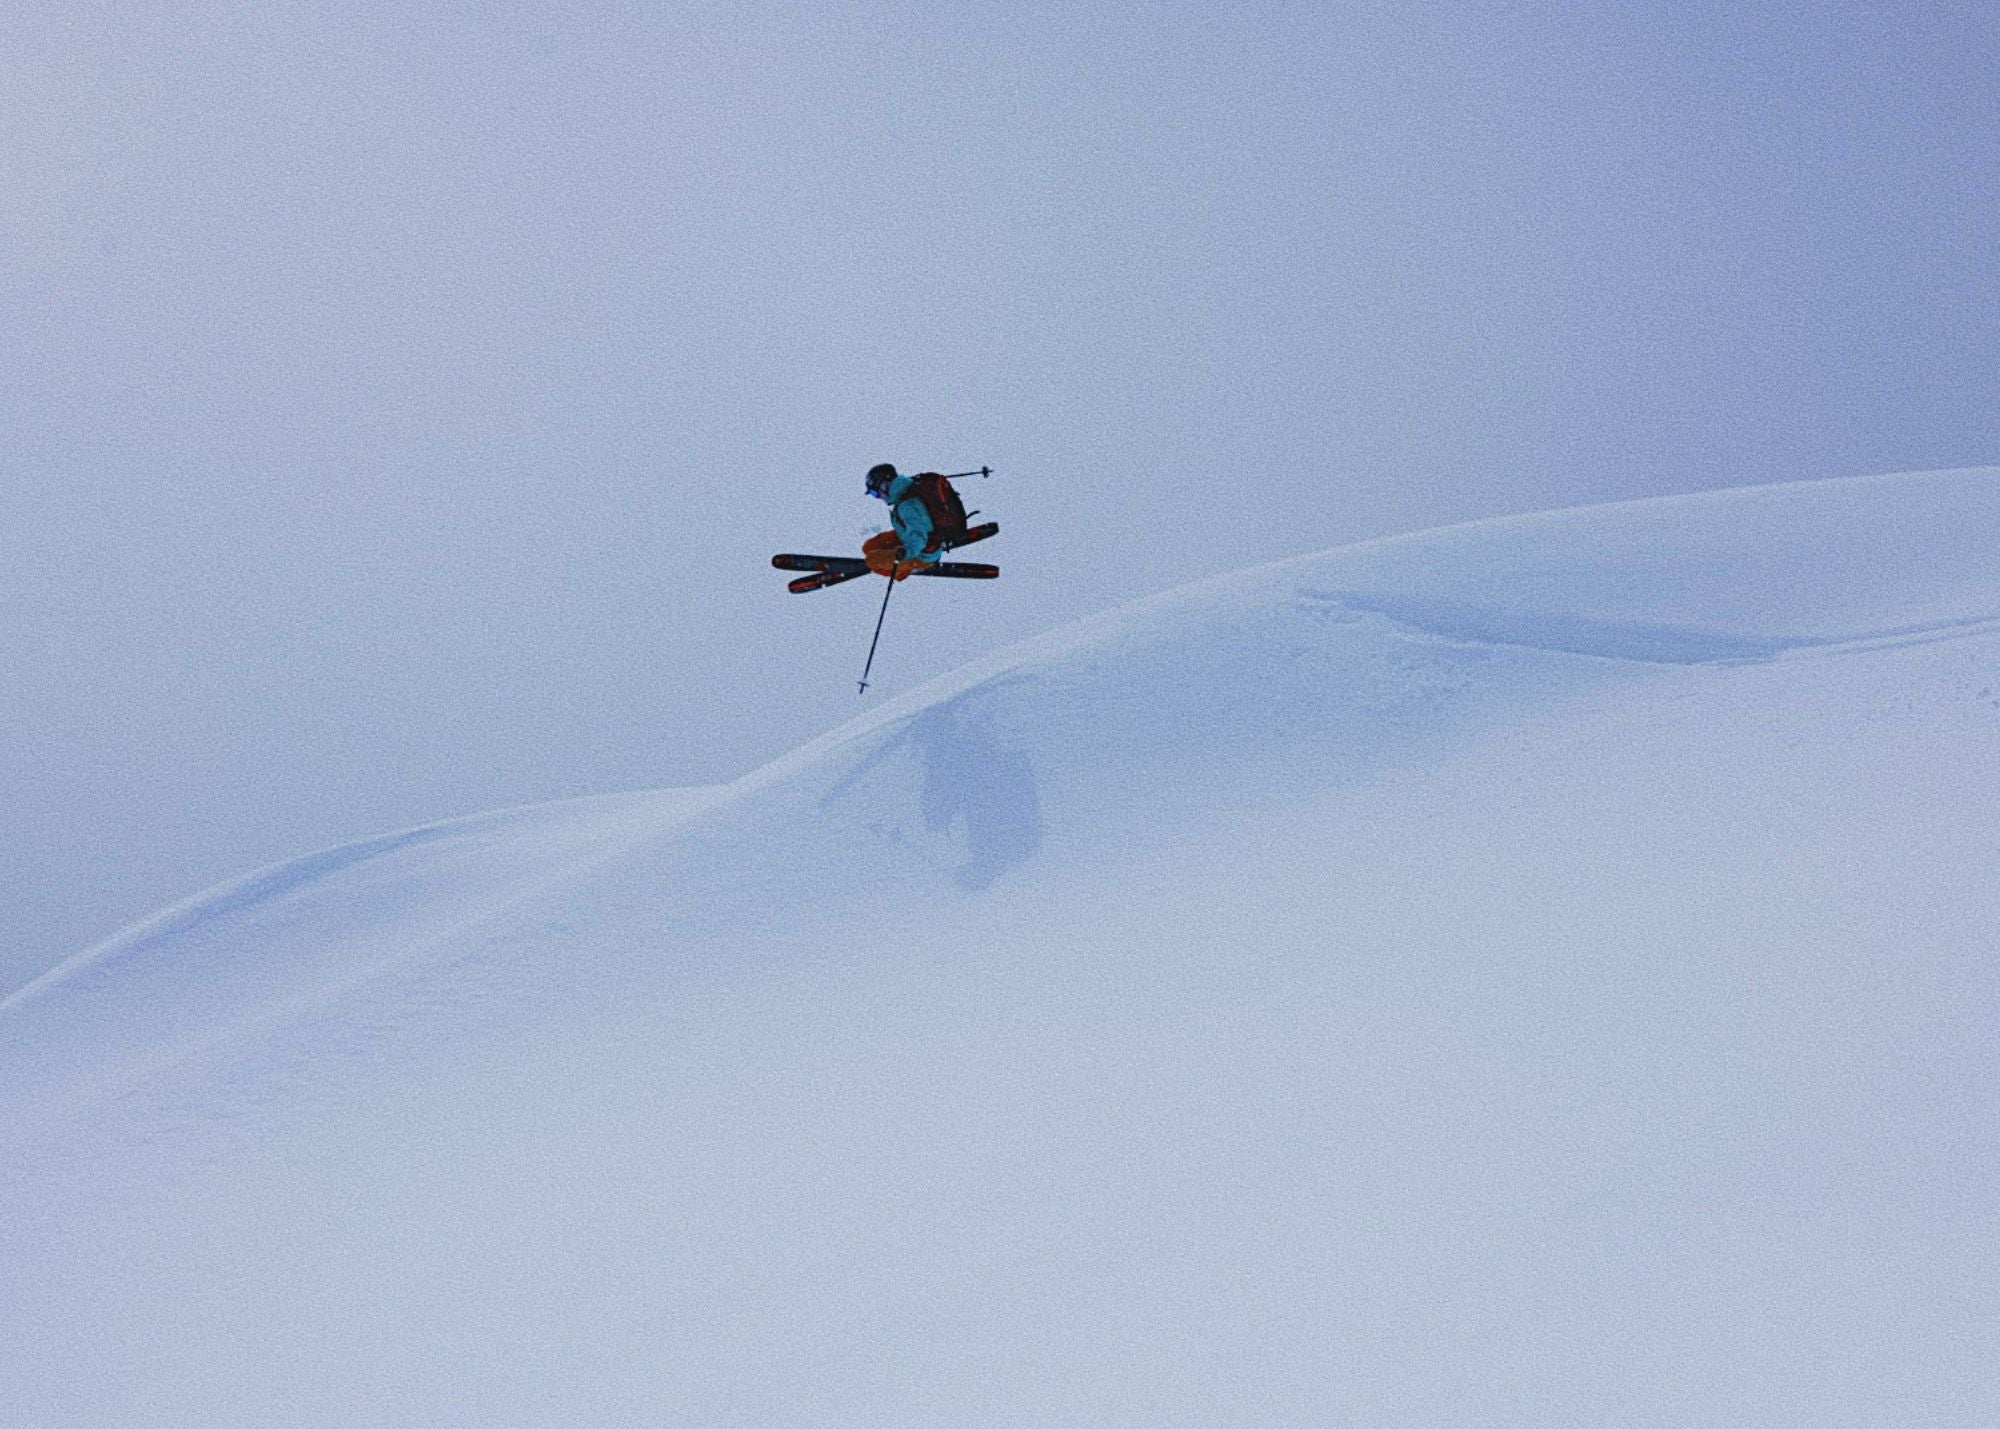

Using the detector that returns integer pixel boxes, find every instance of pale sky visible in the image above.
[6,0,1997,989]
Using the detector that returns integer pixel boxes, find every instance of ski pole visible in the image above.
[857,571,897,694]
[944,466,993,480]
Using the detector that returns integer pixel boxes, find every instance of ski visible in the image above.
[788,568,870,594]
[771,521,998,575]
[773,554,869,575]
[947,521,999,551]
[773,520,1001,592]
[787,561,998,594]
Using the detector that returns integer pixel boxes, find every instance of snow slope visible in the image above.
[6,469,2000,1426]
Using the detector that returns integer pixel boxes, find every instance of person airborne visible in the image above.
[767,465,997,600]
[862,463,970,579]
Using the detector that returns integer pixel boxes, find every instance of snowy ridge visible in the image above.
[759,464,2000,779]
[3,786,725,1015]
[8,466,2000,1139]
[5,468,1999,1427]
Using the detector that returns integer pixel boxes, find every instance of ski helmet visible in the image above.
[866,463,897,497]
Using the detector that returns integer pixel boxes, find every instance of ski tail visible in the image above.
[943,521,997,552]
[788,568,871,593]
[773,553,869,575]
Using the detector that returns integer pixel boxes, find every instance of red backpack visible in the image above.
[903,472,970,550]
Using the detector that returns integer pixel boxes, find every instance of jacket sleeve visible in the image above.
[892,496,935,559]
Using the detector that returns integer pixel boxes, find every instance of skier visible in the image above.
[862,463,967,579]
[768,465,996,595]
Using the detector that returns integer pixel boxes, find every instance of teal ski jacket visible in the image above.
[880,473,937,561]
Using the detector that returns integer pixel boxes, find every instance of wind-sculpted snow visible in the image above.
[824,685,1046,890]
[1309,589,1807,663]
[5,468,2000,1427]
[1306,590,2000,665]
